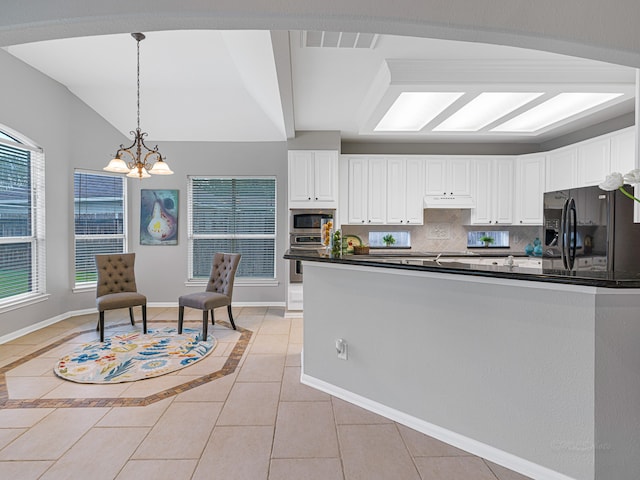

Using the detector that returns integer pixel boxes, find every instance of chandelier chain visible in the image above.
[136,36,141,131]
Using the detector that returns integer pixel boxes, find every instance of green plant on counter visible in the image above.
[331,229,342,257]
[382,234,396,247]
[480,235,494,247]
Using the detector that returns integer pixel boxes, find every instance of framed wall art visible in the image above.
[140,189,178,245]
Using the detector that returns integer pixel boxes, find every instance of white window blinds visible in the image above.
[74,171,127,286]
[0,140,45,305]
[188,177,276,280]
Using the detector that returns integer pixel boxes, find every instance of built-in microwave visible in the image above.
[290,209,335,234]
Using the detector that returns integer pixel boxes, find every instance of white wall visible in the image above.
[0,48,288,339]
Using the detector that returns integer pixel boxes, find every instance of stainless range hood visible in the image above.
[423,194,476,209]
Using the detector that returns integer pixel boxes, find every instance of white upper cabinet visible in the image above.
[425,158,471,196]
[387,157,425,225]
[577,138,610,187]
[346,157,387,225]
[546,147,578,192]
[288,150,338,208]
[470,157,514,225]
[610,127,635,174]
[515,154,546,225]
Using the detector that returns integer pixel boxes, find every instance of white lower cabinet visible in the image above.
[515,154,546,225]
[470,157,514,225]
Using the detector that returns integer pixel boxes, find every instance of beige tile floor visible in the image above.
[0,306,532,480]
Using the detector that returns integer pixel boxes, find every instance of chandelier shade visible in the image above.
[104,33,173,179]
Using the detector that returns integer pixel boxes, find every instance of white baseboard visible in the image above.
[0,302,287,345]
[147,301,286,308]
[0,307,95,345]
[301,372,576,480]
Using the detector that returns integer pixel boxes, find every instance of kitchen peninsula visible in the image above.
[285,250,640,480]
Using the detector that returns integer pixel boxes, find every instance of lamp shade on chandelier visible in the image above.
[104,33,173,179]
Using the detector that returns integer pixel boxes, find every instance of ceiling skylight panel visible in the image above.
[375,92,464,131]
[433,92,543,131]
[491,92,623,132]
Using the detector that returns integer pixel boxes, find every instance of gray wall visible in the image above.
[0,48,288,339]
[303,262,599,479]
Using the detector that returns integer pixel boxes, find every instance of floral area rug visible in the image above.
[54,327,215,384]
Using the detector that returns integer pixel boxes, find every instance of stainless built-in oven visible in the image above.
[289,209,334,282]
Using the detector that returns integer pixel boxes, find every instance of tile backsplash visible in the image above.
[341,209,543,255]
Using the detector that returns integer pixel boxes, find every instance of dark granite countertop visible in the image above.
[284,250,640,288]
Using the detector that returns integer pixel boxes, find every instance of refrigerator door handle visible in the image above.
[567,198,577,270]
[560,198,570,269]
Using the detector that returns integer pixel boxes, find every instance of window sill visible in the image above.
[185,279,279,288]
[0,293,50,315]
[72,284,96,294]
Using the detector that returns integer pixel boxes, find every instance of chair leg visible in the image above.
[202,310,208,341]
[129,307,135,326]
[227,305,237,330]
[142,305,147,334]
[178,306,184,334]
[99,311,105,343]
[211,309,215,326]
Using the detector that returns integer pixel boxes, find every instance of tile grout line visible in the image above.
[0,319,252,409]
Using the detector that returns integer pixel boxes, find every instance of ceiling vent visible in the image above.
[303,31,378,49]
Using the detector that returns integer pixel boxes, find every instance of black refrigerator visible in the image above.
[542,185,640,272]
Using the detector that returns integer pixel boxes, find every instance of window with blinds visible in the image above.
[74,171,126,286]
[0,135,45,306]
[188,177,276,280]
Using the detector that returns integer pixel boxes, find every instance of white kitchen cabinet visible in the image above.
[470,157,514,225]
[425,158,471,196]
[610,127,635,174]
[577,138,610,187]
[347,157,387,224]
[546,147,578,192]
[288,150,338,208]
[515,154,546,225]
[387,157,425,225]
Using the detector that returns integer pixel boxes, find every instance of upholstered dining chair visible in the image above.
[95,253,147,343]
[178,252,241,340]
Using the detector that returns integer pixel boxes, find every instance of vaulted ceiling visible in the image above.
[4,30,635,145]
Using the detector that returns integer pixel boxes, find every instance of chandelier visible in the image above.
[103,33,173,179]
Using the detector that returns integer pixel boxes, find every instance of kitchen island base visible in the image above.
[301,262,640,480]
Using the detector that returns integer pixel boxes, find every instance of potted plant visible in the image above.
[480,235,494,247]
[382,234,396,247]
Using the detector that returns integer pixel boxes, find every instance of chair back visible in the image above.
[206,253,241,298]
[95,253,138,298]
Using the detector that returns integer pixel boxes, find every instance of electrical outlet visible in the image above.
[335,338,348,360]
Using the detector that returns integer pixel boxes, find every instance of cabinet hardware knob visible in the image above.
[520,220,523,223]
[315,197,318,200]
[308,197,311,200]
[400,220,403,223]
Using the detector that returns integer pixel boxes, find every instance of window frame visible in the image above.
[187,175,277,286]
[72,169,128,290]
[0,131,47,312]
